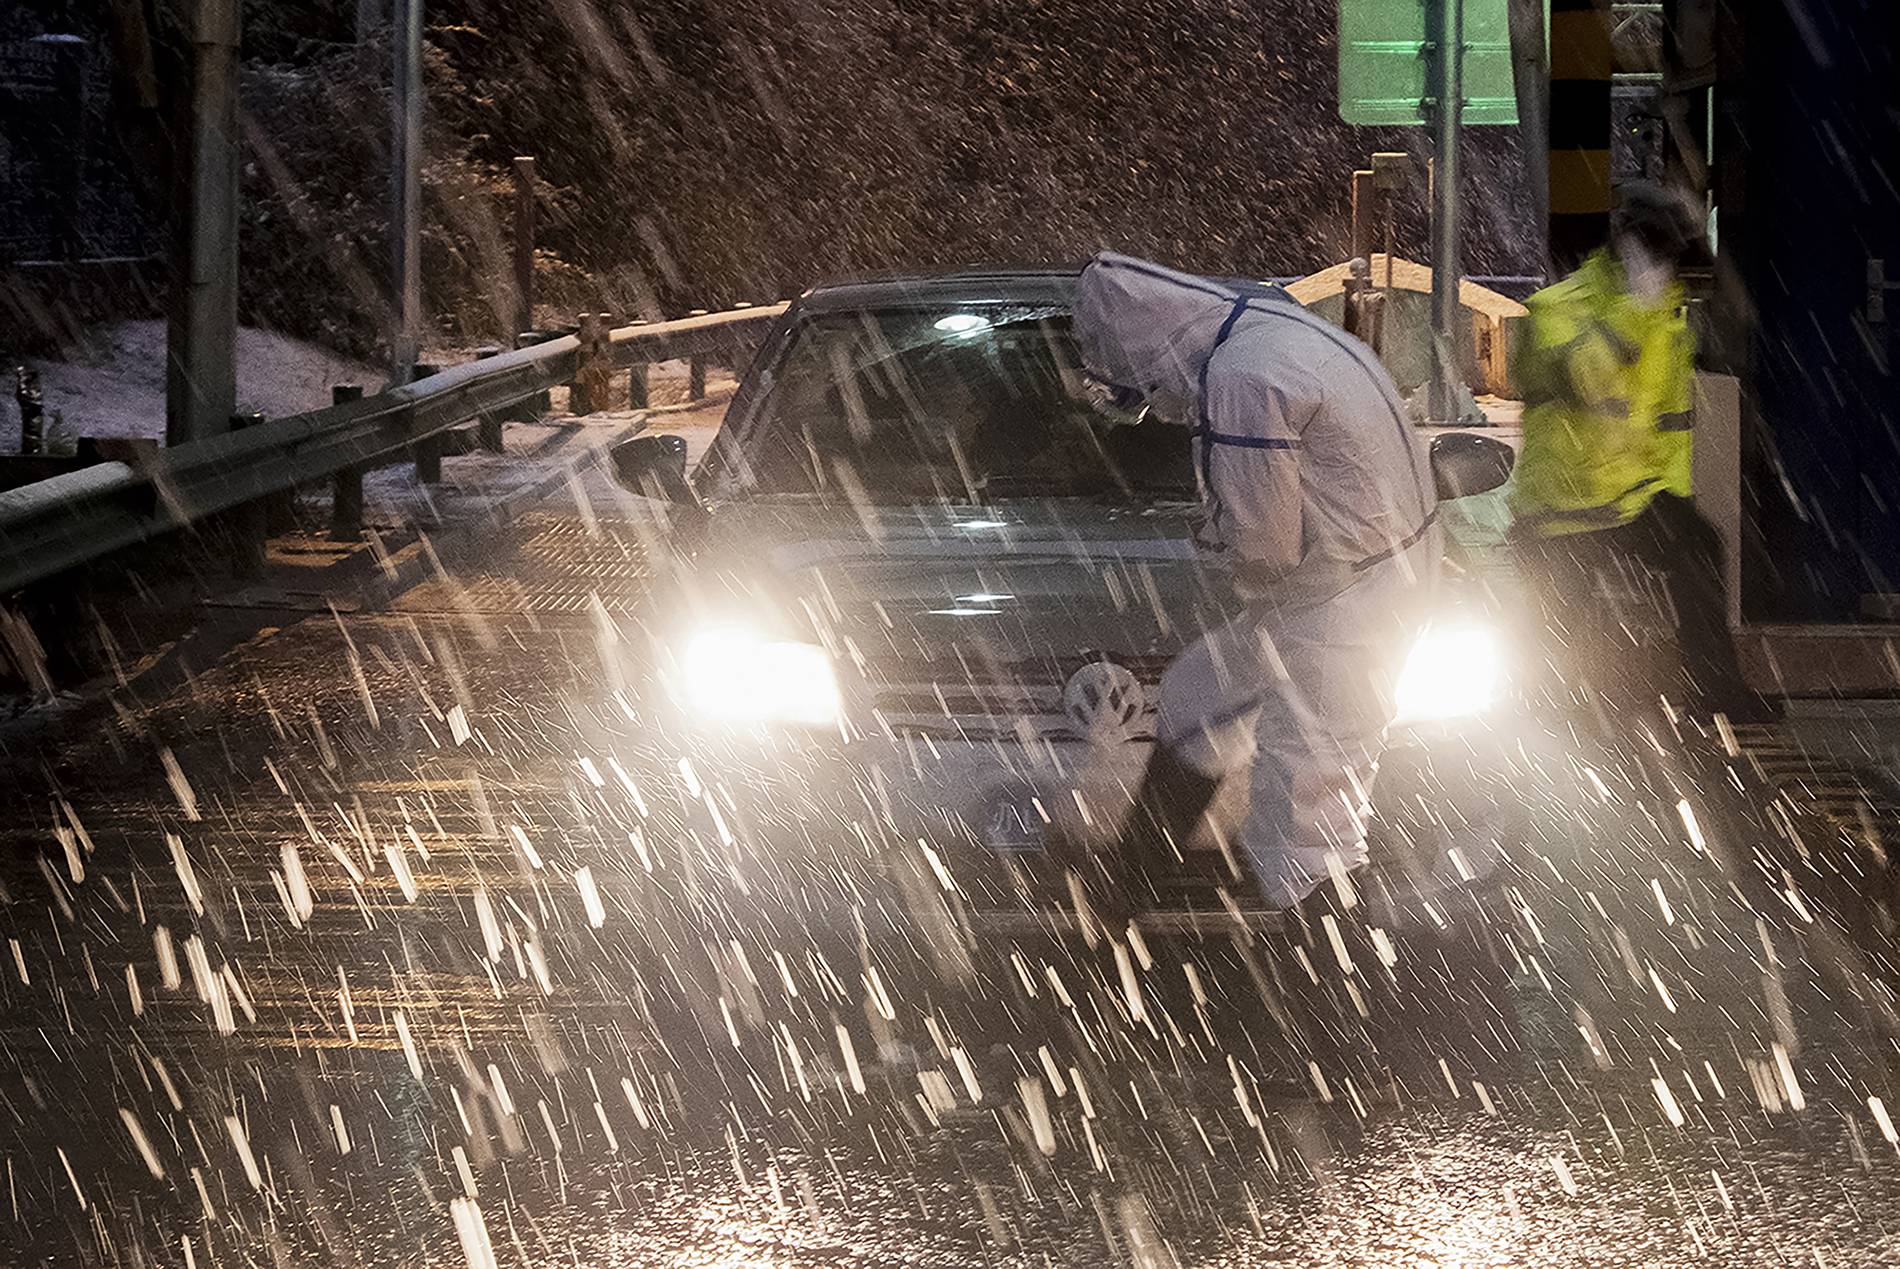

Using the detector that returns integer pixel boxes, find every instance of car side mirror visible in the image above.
[1429,431,1515,500]
[610,435,695,504]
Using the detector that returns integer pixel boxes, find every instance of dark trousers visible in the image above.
[1517,493,1758,720]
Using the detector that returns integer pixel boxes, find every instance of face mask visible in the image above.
[1621,237,1674,306]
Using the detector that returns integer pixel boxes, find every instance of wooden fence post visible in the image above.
[571,314,612,416]
[511,157,535,343]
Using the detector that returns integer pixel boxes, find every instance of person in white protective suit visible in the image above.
[1071,252,1440,916]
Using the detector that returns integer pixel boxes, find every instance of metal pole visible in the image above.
[1429,0,1466,424]
[512,156,536,344]
[390,0,423,387]
[165,0,240,447]
[1506,0,1550,274]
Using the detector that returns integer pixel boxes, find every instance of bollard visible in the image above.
[330,385,365,539]
[410,362,442,484]
[473,345,506,451]
[13,367,43,456]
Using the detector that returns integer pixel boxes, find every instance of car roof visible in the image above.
[795,267,1081,314]
[792,266,1302,316]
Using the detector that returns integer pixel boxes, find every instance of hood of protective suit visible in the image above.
[1073,252,1292,401]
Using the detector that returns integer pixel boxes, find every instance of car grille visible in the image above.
[864,654,1170,742]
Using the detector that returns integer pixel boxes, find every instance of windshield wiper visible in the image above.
[976,474,1112,496]
[979,474,1196,499]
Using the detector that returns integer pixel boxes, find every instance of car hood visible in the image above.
[675,497,1232,733]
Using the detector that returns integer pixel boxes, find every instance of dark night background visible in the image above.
[2,0,1538,356]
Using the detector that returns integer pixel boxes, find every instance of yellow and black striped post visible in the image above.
[1548,0,1613,272]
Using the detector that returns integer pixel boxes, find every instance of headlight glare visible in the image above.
[1393,624,1503,725]
[681,627,842,727]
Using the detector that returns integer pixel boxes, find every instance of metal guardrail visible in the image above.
[0,304,788,595]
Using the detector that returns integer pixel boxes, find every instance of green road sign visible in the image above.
[1339,0,1532,126]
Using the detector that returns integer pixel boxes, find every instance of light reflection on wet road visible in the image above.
[4,535,1900,1266]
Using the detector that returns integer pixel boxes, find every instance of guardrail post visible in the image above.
[510,331,553,422]
[473,345,506,451]
[686,309,710,401]
[411,361,442,483]
[568,316,590,414]
[572,313,613,415]
[627,362,649,411]
[225,412,268,576]
[330,384,364,539]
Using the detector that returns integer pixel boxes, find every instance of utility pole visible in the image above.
[1428,0,1466,423]
[390,0,423,387]
[165,0,240,446]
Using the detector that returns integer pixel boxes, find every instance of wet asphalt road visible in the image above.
[5,509,1900,1267]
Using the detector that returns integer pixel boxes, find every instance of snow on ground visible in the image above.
[12,320,382,453]
[348,381,738,530]
[10,321,722,455]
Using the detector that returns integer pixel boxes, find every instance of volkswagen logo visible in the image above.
[1061,659,1145,745]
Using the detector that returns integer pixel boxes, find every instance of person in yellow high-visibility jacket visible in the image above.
[1511,182,1773,722]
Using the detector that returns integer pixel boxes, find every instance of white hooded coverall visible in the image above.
[1074,253,1440,907]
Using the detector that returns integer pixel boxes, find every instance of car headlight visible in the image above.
[1393,623,1503,725]
[680,627,843,727]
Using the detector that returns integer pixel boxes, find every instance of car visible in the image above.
[610,269,1519,929]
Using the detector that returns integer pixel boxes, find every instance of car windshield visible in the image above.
[723,305,1193,502]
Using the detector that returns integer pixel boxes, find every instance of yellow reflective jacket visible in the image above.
[1509,250,1695,537]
